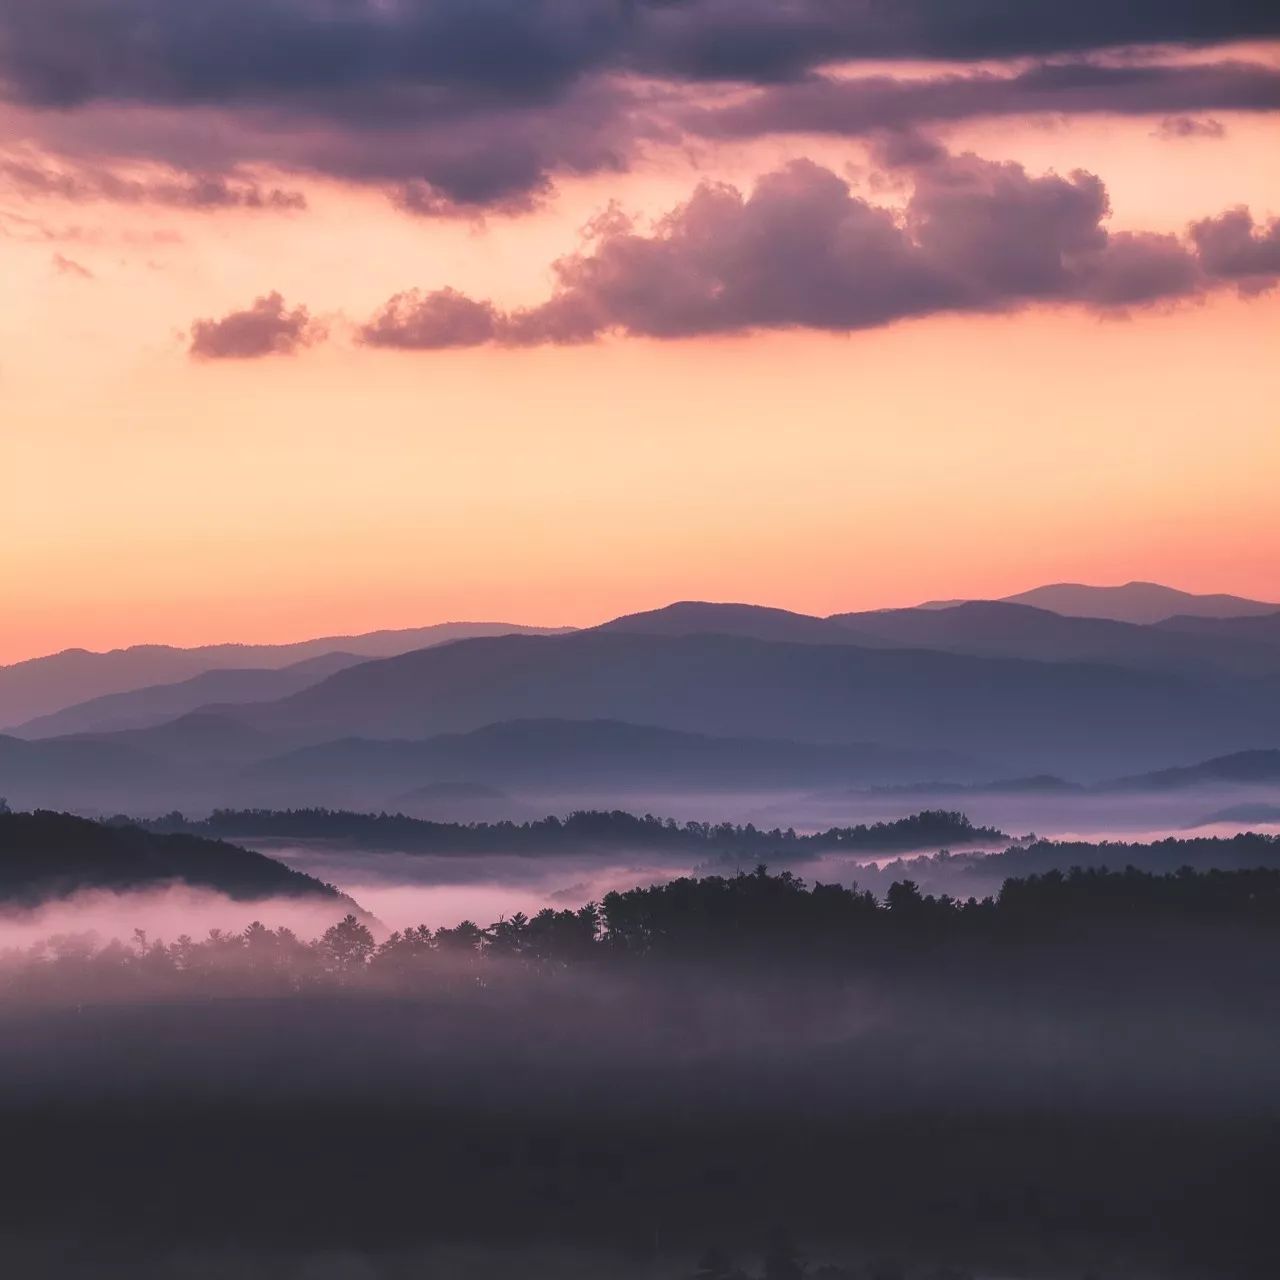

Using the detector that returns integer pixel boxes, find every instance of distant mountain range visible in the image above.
[17,596,1280,744]
[209,626,1272,774]
[13,651,367,738]
[830,600,1280,678]
[921,581,1278,624]
[0,621,570,730]
[2,588,1278,815]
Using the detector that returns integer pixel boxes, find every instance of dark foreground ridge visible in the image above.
[130,806,1009,857]
[0,864,1277,1276]
[0,808,342,907]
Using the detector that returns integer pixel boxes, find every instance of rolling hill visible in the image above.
[0,714,281,812]
[244,718,972,805]
[0,733,184,812]
[1104,749,1280,792]
[1153,611,1280,641]
[0,809,345,907]
[597,601,875,645]
[827,600,1280,678]
[595,598,1280,679]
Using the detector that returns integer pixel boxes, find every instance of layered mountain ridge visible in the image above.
[2,587,1277,816]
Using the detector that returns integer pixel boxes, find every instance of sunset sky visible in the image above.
[3,4,1278,664]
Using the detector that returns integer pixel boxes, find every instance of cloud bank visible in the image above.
[2,1,1276,108]
[686,59,1280,143]
[0,3,1276,214]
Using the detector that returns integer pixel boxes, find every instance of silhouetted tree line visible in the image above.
[124,806,1008,857]
[4,864,1277,998]
[977,830,1280,876]
[844,830,1280,900]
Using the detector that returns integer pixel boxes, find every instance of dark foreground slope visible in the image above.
[0,867,1276,1277]
[0,810,342,907]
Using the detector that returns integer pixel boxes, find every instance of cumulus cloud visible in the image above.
[353,149,1272,350]
[189,292,323,360]
[361,288,501,350]
[1189,208,1280,293]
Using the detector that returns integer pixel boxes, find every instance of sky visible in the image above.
[2,4,1279,663]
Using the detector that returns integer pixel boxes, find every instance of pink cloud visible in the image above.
[189,293,324,360]
[350,149,1272,350]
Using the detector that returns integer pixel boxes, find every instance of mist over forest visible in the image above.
[1,859,1277,1278]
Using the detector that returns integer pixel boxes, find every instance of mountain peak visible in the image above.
[594,601,861,645]
[995,582,1276,624]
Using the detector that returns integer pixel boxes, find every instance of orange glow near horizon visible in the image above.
[4,90,1279,664]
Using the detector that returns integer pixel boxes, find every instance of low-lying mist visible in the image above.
[0,884,364,953]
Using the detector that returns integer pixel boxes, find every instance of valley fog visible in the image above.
[244,781,1280,930]
[0,884,366,952]
[2,802,1278,1277]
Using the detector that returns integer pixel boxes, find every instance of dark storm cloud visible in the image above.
[0,76,647,216]
[687,59,1280,142]
[0,3,1277,214]
[0,1,1276,110]
[353,150,1266,350]
[189,292,324,359]
[631,0,1280,79]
